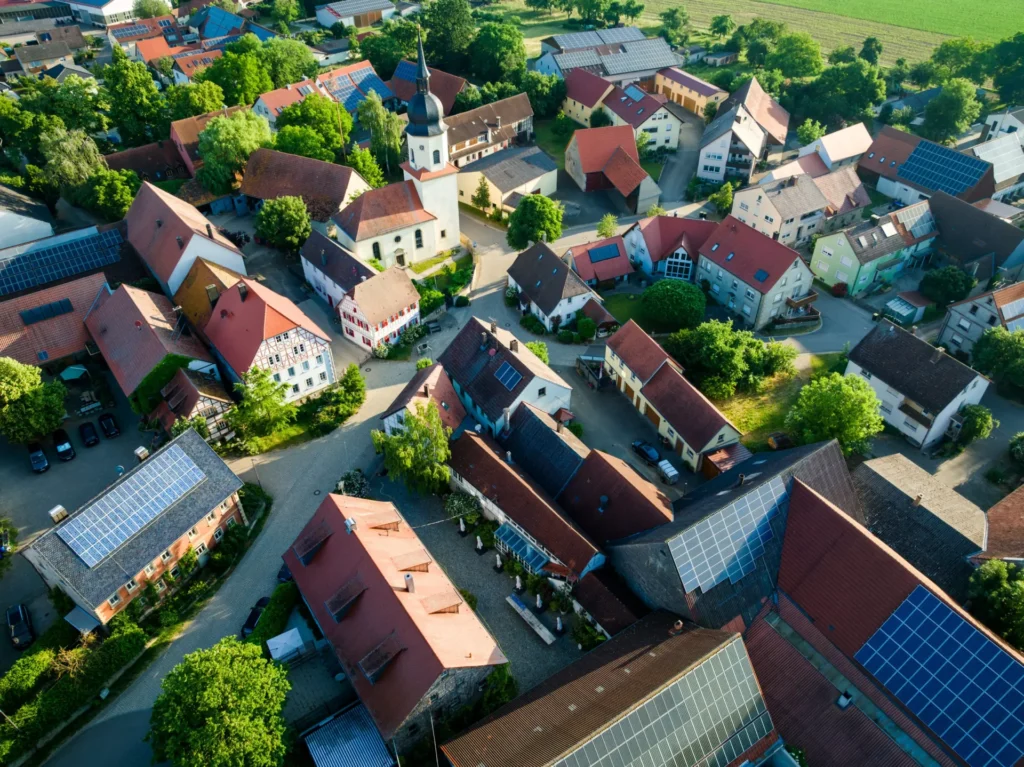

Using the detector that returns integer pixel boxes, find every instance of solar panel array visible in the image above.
[325,79,365,113]
[0,229,122,297]
[552,637,774,767]
[494,361,522,391]
[554,49,602,71]
[112,24,151,39]
[897,141,990,197]
[495,524,548,573]
[973,136,1024,184]
[199,7,244,39]
[56,444,206,568]
[392,59,418,83]
[603,39,678,76]
[588,244,620,263]
[855,585,1024,767]
[20,298,73,326]
[669,476,787,594]
[349,66,393,100]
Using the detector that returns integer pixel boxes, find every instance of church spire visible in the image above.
[416,28,430,94]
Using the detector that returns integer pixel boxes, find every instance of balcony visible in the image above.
[786,290,819,310]
[899,401,934,428]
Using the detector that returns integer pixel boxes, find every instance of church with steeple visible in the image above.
[331,33,461,269]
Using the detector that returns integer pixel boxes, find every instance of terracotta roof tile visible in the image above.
[563,67,614,108]
[332,180,435,241]
[108,14,176,42]
[300,230,373,292]
[657,66,724,98]
[579,297,615,326]
[389,59,465,115]
[566,235,633,283]
[570,125,637,174]
[640,363,738,452]
[627,215,718,264]
[718,76,789,145]
[379,363,466,432]
[351,266,420,326]
[151,367,231,430]
[240,148,365,222]
[811,165,872,216]
[600,145,649,197]
[172,257,242,332]
[605,318,671,384]
[601,84,665,129]
[105,140,187,180]
[982,484,1024,561]
[698,216,801,294]
[135,37,198,64]
[172,48,221,78]
[254,79,318,116]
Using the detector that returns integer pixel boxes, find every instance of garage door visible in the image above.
[683,97,696,112]
[645,405,661,429]
[624,383,635,401]
[676,439,685,456]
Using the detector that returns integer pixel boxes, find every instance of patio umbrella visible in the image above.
[59,364,89,382]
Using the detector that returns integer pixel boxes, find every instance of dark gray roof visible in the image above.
[507,241,592,316]
[0,184,54,229]
[27,429,242,610]
[848,320,983,414]
[40,62,94,82]
[500,403,589,497]
[699,104,741,148]
[852,455,984,602]
[460,146,556,193]
[14,40,71,64]
[891,87,941,114]
[301,229,373,293]
[930,190,1024,267]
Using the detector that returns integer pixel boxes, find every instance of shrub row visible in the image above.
[247,582,300,648]
[0,618,78,712]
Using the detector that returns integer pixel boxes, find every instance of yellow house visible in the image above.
[562,68,614,127]
[173,257,244,337]
[654,67,727,118]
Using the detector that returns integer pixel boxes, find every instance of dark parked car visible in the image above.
[6,604,33,650]
[53,428,75,461]
[631,440,661,467]
[277,563,293,583]
[78,421,100,447]
[99,413,120,438]
[240,596,271,638]
[28,443,49,473]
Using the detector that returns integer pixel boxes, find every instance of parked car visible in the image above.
[78,421,100,447]
[98,413,120,438]
[240,596,271,638]
[28,443,49,473]
[277,563,293,583]
[6,604,33,650]
[52,428,76,461]
[631,440,661,467]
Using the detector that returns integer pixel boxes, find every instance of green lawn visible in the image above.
[641,159,663,183]
[602,292,652,331]
[409,251,457,274]
[533,118,572,170]
[719,353,844,451]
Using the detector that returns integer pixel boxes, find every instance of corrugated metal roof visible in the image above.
[305,704,394,767]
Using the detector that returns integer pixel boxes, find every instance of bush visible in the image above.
[959,404,998,444]
[519,314,546,335]
[920,266,976,306]
[477,520,498,549]
[246,581,299,647]
[571,616,606,650]
[640,280,706,332]
[557,329,573,343]
[416,281,445,315]
[459,589,478,611]
[416,357,434,370]
[504,285,520,307]
[238,482,273,519]
[455,295,470,307]
[372,342,392,359]
[552,111,575,138]
[444,491,481,526]
[567,421,584,438]
[525,341,549,364]
[0,650,56,712]
[337,468,370,498]
[577,317,596,341]
[831,282,849,297]
[1010,433,1024,466]
[986,466,1008,485]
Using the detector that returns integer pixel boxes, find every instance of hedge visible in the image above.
[0,619,78,712]
[246,581,299,648]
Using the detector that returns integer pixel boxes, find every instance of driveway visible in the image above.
[550,171,623,225]
[767,291,876,355]
[660,110,704,203]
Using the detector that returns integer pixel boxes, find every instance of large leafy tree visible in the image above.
[919,265,976,305]
[344,145,385,188]
[931,37,989,84]
[197,110,271,193]
[785,372,883,456]
[923,77,982,143]
[273,125,332,161]
[225,366,297,442]
[991,34,1024,106]
[133,0,170,17]
[104,45,168,144]
[260,37,318,88]
[276,93,352,159]
[521,71,566,120]
[789,58,885,127]
[507,195,563,250]
[828,45,857,65]
[709,14,735,39]
[165,81,225,121]
[859,36,883,65]
[421,0,475,72]
[357,90,404,174]
[973,327,1024,390]
[452,84,483,115]
[471,23,526,84]
[968,560,1024,650]
[0,358,67,444]
[271,0,298,25]
[481,80,519,104]
[640,280,706,333]
[148,637,290,767]
[197,48,273,107]
[255,196,312,250]
[39,125,105,188]
[371,401,452,494]
[73,168,142,221]
[765,32,823,78]
[796,118,826,145]
[358,19,419,80]
[658,7,688,47]
[17,75,108,134]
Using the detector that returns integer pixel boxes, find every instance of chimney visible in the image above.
[480,331,488,350]
[156,218,163,228]
[345,517,357,534]
[932,346,945,363]
[503,407,510,425]
[176,236,184,249]
[496,115,502,129]
[737,473,746,487]
[205,223,213,238]
[505,450,513,464]
[556,420,564,433]
[510,338,518,353]
[404,573,415,593]
[668,619,684,636]
[910,325,918,336]
[490,320,497,333]
[238,283,248,302]
[912,494,923,507]
[423,383,430,397]
[286,82,292,89]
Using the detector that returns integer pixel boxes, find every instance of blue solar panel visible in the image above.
[856,585,1024,767]
[896,141,990,197]
[0,230,122,297]
[198,7,244,39]
[392,59,418,83]
[753,269,769,283]
[588,244,620,263]
[326,80,365,113]
[495,523,549,573]
[494,361,523,391]
[56,444,206,568]
[112,24,151,39]
[350,66,393,100]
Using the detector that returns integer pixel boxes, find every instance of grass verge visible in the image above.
[533,119,571,170]
[602,292,653,331]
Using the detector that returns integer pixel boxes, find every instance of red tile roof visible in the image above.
[240,148,365,222]
[640,363,738,452]
[136,36,198,64]
[698,216,801,294]
[570,125,637,174]
[255,79,318,117]
[563,67,613,109]
[979,484,1024,561]
[601,145,649,197]
[0,272,105,366]
[332,180,435,241]
[629,215,719,264]
[574,568,648,635]
[723,76,789,145]
[606,318,672,384]
[449,431,600,577]
[202,278,328,375]
[657,66,724,98]
[566,235,633,283]
[379,363,466,433]
[124,182,240,285]
[84,284,213,396]
[284,495,506,741]
[557,450,672,544]
[108,15,176,42]
[172,49,221,79]
[105,140,187,180]
[602,84,665,128]
[388,60,466,115]
[151,367,230,431]
[579,297,615,327]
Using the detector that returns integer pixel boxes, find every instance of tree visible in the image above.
[198,48,273,107]
[197,110,271,194]
[471,174,491,211]
[525,341,549,364]
[276,93,352,160]
[148,637,290,767]
[525,0,554,14]
[923,77,981,143]
[919,265,976,306]
[991,34,1024,106]
[260,37,318,88]
[797,118,827,145]
[931,37,989,84]
[165,81,224,120]
[741,17,786,44]
[640,280,705,332]
[828,45,857,65]
[39,125,105,189]
[909,60,938,89]
[968,560,1024,650]
[703,101,718,124]
[0,358,66,444]
[18,74,108,133]
[76,168,142,221]
[104,45,167,145]
[1010,432,1024,466]
[745,38,773,68]
[357,90,403,174]
[590,108,612,128]
[958,404,997,444]
[574,0,610,25]
[646,204,667,216]
[358,19,418,80]
[371,401,451,493]
[271,0,298,24]
[226,366,297,442]
[521,71,566,119]
[452,84,483,115]
[709,14,734,39]
[170,415,210,439]
[421,0,475,72]
[659,7,688,47]
[791,59,886,127]
[635,132,652,161]
[785,372,883,456]
[273,125,333,161]
[596,213,617,238]
[765,32,822,78]
[256,196,312,251]
[973,328,1024,390]
[480,80,520,104]
[622,0,643,22]
[471,23,526,84]
[344,145,386,188]
[708,181,733,215]
[888,57,910,94]
[133,0,170,17]
[507,195,563,250]
[859,36,883,65]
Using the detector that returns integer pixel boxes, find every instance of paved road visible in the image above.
[766,290,876,355]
